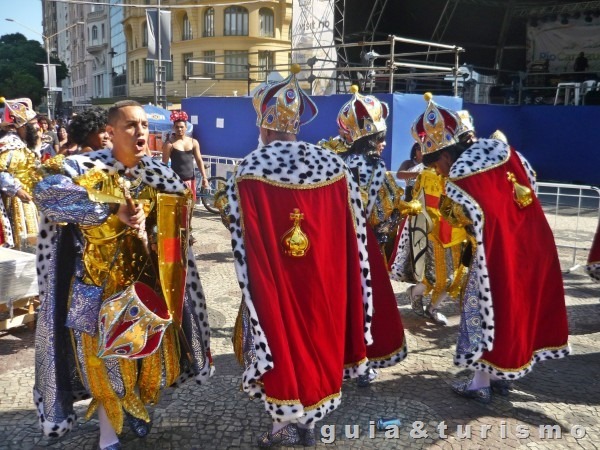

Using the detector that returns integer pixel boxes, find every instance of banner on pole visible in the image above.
[147,9,172,61]
[291,0,336,95]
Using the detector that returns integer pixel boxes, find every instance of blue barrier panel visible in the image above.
[465,104,600,186]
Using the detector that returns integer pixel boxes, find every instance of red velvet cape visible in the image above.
[453,150,569,371]
[365,224,406,362]
[237,177,368,408]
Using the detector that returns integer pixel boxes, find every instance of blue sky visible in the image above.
[1,0,44,43]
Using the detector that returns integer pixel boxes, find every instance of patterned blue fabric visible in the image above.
[456,255,483,355]
[0,171,21,195]
[34,175,110,226]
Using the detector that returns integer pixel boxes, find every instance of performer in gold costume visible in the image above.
[0,98,41,251]
[32,100,213,450]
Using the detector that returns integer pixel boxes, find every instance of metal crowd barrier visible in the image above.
[535,182,600,273]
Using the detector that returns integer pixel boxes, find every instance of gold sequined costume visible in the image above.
[32,150,213,439]
[0,132,40,251]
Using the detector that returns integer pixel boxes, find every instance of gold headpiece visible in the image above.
[411,93,461,155]
[253,64,318,134]
[456,110,475,137]
[490,129,508,144]
[337,85,389,144]
[1,98,36,128]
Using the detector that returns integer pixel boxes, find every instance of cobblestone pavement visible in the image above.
[0,207,599,450]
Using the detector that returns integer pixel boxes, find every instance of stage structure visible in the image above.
[291,0,338,95]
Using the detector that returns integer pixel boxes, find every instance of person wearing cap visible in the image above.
[0,98,42,251]
[217,66,372,447]
[406,93,569,403]
[394,110,474,326]
[32,100,213,449]
[335,85,413,386]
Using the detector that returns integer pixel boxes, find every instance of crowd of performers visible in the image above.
[0,65,596,448]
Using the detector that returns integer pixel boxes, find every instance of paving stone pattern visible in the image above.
[0,208,598,449]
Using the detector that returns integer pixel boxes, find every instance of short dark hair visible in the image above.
[422,142,469,167]
[37,115,49,125]
[67,107,108,146]
[107,100,143,125]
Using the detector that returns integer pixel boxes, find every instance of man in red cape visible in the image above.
[412,93,569,404]
[217,65,372,447]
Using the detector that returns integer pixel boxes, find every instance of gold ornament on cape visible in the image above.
[281,208,310,257]
[507,172,533,208]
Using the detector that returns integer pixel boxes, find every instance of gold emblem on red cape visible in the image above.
[156,193,192,328]
[97,282,172,359]
[507,172,533,208]
[281,208,310,257]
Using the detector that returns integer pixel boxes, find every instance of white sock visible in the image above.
[272,420,290,434]
[411,283,426,296]
[98,405,119,449]
[469,370,491,390]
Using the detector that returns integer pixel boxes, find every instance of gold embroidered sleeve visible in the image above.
[214,188,230,229]
[439,195,472,228]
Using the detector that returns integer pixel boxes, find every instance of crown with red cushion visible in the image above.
[1,98,37,128]
[337,85,389,144]
[411,93,461,155]
[170,110,188,123]
[252,64,318,134]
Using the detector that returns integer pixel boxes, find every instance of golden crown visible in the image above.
[411,93,462,155]
[456,109,475,137]
[1,98,36,128]
[252,64,318,134]
[337,85,389,144]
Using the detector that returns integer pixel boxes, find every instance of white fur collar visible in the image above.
[449,139,509,180]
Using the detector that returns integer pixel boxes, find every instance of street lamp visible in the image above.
[5,18,84,120]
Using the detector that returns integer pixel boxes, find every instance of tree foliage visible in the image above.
[0,33,68,108]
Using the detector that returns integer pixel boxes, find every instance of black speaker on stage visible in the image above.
[584,90,600,105]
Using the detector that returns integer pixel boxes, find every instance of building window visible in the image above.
[259,8,274,37]
[224,50,248,79]
[142,22,148,47]
[182,52,194,78]
[203,50,215,77]
[92,25,98,40]
[135,60,140,84]
[130,61,135,85]
[258,51,273,80]
[144,59,154,82]
[102,24,105,40]
[204,8,214,37]
[165,59,174,81]
[224,7,248,36]
[182,13,192,40]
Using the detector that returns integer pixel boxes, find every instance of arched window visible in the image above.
[182,13,192,40]
[142,22,148,47]
[224,6,248,36]
[204,7,214,37]
[92,25,98,40]
[259,8,274,37]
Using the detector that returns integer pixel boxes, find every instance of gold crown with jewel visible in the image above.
[252,64,318,134]
[337,85,389,144]
[1,98,37,128]
[411,93,462,155]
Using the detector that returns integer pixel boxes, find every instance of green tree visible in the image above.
[0,33,68,108]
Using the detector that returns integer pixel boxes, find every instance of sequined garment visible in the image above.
[0,132,41,251]
[32,149,213,438]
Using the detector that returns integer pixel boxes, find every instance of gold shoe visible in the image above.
[257,424,300,447]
